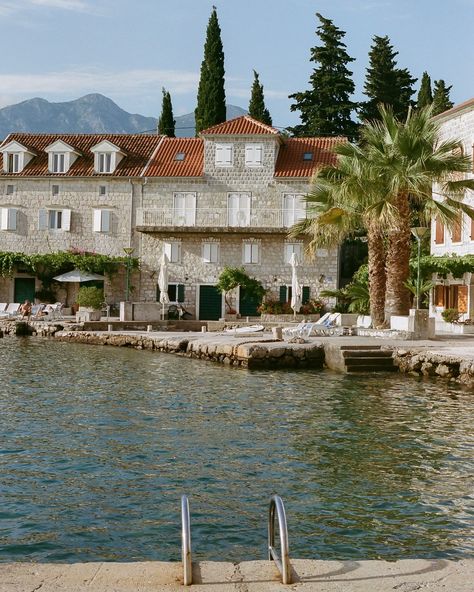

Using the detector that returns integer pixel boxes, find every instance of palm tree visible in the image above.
[292,141,391,327]
[362,106,474,319]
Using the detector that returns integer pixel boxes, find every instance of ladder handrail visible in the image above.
[181,495,192,586]
[268,495,291,584]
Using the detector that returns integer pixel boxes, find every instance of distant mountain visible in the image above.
[0,94,247,139]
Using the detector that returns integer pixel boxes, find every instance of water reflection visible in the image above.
[0,338,473,562]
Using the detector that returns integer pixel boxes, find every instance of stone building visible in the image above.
[0,116,341,319]
[430,99,474,325]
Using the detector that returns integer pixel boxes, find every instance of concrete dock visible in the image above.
[1,558,472,591]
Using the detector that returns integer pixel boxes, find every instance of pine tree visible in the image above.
[157,88,175,137]
[288,13,358,139]
[360,35,416,121]
[417,71,433,109]
[195,6,226,134]
[432,79,454,115]
[248,70,272,126]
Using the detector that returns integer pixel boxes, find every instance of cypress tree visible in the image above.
[248,70,272,126]
[195,6,226,134]
[360,35,416,121]
[432,80,454,115]
[417,71,433,109]
[157,88,175,137]
[288,13,358,139]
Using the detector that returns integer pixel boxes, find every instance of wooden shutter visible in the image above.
[101,210,111,232]
[458,285,468,313]
[168,284,177,301]
[302,286,310,304]
[279,285,287,302]
[178,284,185,303]
[93,209,102,232]
[434,285,445,306]
[452,215,462,243]
[38,209,48,230]
[435,218,445,244]
[0,208,7,230]
[61,209,71,231]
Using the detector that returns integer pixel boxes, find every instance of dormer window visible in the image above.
[1,141,36,174]
[91,140,125,174]
[45,140,80,174]
[98,153,113,173]
[52,153,66,173]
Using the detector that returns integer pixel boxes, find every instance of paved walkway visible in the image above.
[1,559,472,591]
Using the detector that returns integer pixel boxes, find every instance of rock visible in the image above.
[435,364,452,378]
[420,362,436,376]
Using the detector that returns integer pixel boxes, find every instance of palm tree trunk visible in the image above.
[367,222,386,328]
[385,193,412,321]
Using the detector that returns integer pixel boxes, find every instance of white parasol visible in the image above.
[53,269,105,282]
[290,252,302,318]
[158,253,170,320]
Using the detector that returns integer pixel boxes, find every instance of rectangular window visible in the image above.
[245,143,263,167]
[215,143,233,167]
[202,242,219,263]
[99,185,107,196]
[243,242,259,264]
[0,207,17,231]
[173,192,196,226]
[284,242,303,264]
[435,218,445,244]
[228,192,251,226]
[38,208,71,231]
[52,184,59,196]
[164,241,181,263]
[451,215,462,243]
[157,283,185,303]
[6,184,14,195]
[282,194,306,227]
[52,153,66,173]
[93,209,111,232]
[434,285,445,307]
[98,153,112,173]
[8,153,20,173]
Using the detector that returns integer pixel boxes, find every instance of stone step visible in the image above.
[339,345,383,351]
[344,356,395,367]
[343,349,393,358]
[346,364,398,373]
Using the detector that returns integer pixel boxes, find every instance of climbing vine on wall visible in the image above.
[411,254,474,280]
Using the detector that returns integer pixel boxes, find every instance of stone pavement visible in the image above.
[1,559,472,591]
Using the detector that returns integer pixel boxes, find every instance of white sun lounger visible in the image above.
[0,303,21,318]
[0,303,7,312]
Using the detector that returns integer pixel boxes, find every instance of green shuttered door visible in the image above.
[199,285,222,320]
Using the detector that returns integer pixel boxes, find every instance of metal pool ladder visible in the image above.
[268,495,292,584]
[181,495,192,586]
[180,494,291,586]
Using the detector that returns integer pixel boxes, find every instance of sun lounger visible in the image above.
[0,303,20,318]
[0,303,7,312]
[48,302,64,320]
[306,313,342,336]
[283,312,338,339]
[30,304,46,319]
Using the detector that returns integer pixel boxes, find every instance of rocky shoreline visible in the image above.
[393,347,474,386]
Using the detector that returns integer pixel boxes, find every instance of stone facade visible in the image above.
[429,100,474,326]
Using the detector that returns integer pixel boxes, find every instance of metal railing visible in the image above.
[268,495,291,584]
[181,495,192,586]
[136,207,306,229]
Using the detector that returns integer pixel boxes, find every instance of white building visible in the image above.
[430,99,474,324]
[0,116,342,319]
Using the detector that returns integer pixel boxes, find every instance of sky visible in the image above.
[1,0,473,129]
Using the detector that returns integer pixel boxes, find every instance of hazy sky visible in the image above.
[1,0,472,128]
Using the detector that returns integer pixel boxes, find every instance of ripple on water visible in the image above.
[0,338,473,562]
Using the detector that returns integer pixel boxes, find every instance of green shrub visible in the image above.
[441,308,460,324]
[76,286,104,309]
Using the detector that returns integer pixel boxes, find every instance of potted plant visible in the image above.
[76,286,104,321]
[216,267,265,319]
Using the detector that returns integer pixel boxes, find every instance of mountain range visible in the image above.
[0,94,247,139]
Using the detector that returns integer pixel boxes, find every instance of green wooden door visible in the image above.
[239,286,261,317]
[199,285,222,320]
[14,278,36,303]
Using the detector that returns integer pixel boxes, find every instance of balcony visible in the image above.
[135,207,306,234]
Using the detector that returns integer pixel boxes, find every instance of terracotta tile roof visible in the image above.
[0,133,162,177]
[274,137,345,177]
[200,115,279,136]
[146,137,204,177]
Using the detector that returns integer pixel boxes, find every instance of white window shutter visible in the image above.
[245,145,253,164]
[284,244,292,264]
[215,145,223,164]
[211,243,218,262]
[93,209,102,232]
[185,193,196,225]
[62,209,71,231]
[224,145,233,165]
[243,244,251,263]
[7,208,17,231]
[38,209,48,230]
[101,210,111,233]
[252,244,259,263]
[174,242,181,263]
[203,243,211,263]
[255,144,263,164]
[164,243,172,260]
[0,208,7,230]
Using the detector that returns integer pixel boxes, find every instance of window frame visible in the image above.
[284,242,303,264]
[202,241,219,264]
[245,143,263,167]
[163,241,182,264]
[52,152,66,173]
[242,241,260,265]
[215,143,233,168]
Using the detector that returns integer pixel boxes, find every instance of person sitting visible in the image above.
[19,299,32,319]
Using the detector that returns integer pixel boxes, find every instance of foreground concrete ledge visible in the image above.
[1,559,472,591]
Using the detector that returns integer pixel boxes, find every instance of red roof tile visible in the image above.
[146,137,203,177]
[200,115,279,136]
[0,133,162,177]
[274,137,344,177]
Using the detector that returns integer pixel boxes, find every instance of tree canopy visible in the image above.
[248,70,272,126]
[157,88,175,137]
[432,79,454,115]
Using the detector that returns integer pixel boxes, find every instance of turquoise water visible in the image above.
[0,337,473,563]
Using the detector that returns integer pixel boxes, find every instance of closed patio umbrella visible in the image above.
[158,253,170,320]
[290,252,302,318]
